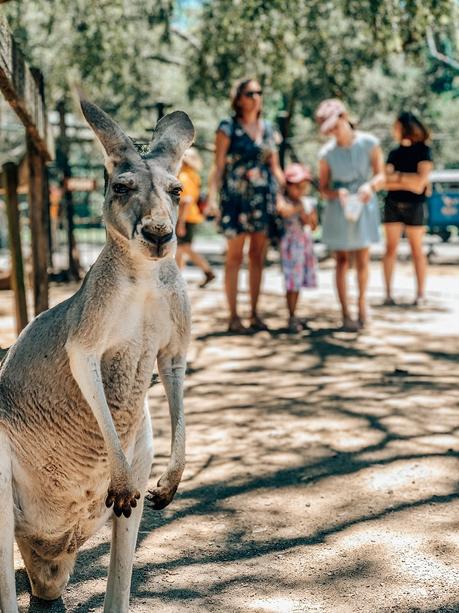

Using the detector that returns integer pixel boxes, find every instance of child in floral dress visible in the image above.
[278,164,318,332]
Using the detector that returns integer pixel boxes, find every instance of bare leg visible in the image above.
[0,430,18,613]
[180,243,213,274]
[175,245,186,270]
[335,251,350,320]
[286,291,299,318]
[382,223,403,301]
[355,247,370,323]
[225,234,246,323]
[248,232,268,323]
[104,404,154,613]
[406,225,427,300]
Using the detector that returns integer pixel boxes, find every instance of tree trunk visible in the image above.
[27,135,49,315]
[57,100,81,281]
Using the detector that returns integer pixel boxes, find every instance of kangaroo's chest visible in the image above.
[101,288,169,411]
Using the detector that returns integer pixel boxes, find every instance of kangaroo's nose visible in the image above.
[141,225,173,246]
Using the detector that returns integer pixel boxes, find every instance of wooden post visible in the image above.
[27,135,49,314]
[31,67,54,270]
[57,100,81,280]
[43,164,53,269]
[3,162,28,334]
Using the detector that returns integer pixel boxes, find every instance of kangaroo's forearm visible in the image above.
[66,342,126,467]
[157,355,186,477]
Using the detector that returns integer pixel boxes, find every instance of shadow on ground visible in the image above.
[16,278,459,613]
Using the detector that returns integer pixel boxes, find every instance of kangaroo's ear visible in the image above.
[79,95,138,166]
[147,111,195,174]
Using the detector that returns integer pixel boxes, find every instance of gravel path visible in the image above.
[8,257,459,613]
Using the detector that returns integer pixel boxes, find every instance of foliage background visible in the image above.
[3,0,459,170]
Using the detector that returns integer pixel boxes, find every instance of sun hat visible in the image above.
[284,163,312,184]
[315,99,347,134]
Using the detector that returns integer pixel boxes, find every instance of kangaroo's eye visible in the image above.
[169,186,182,202]
[113,183,130,195]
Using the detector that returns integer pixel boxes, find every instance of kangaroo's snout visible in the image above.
[141,226,173,245]
[139,221,174,258]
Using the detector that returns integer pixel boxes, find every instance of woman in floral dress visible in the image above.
[208,78,284,333]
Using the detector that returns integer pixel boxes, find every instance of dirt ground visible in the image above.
[4,253,459,613]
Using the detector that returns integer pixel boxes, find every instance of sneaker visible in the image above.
[413,296,428,308]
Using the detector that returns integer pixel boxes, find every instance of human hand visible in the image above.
[357,183,373,204]
[277,196,296,218]
[307,211,318,231]
[205,194,220,221]
[338,188,349,206]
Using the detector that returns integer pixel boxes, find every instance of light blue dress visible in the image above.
[319,131,380,251]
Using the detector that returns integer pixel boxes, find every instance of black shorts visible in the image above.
[177,222,196,245]
[384,200,425,226]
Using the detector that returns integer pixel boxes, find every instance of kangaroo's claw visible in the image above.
[106,486,141,518]
[146,481,178,510]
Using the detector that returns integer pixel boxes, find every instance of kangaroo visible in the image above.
[0,94,194,612]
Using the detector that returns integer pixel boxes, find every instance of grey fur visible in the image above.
[0,95,194,611]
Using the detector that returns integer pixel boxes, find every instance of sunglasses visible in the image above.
[243,89,263,98]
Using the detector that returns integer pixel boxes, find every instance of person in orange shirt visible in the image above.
[176,148,216,288]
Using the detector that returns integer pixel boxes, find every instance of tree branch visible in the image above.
[427,28,459,71]
[170,25,200,50]
[145,53,185,66]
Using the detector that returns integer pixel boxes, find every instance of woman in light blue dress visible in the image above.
[316,99,385,330]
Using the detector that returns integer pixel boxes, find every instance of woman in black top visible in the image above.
[383,112,433,305]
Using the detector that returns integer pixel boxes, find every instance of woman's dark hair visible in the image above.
[397,112,430,144]
[230,77,261,118]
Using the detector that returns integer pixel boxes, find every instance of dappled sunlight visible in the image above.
[10,266,459,612]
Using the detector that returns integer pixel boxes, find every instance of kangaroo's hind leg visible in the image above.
[104,402,154,613]
[0,429,19,613]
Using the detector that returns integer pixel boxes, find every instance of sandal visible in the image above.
[341,316,359,332]
[249,315,269,332]
[199,270,216,288]
[383,297,396,306]
[227,316,248,334]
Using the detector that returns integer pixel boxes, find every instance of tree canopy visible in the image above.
[3,0,459,166]
[186,0,457,106]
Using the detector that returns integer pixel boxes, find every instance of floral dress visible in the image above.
[217,117,280,238]
[280,197,318,291]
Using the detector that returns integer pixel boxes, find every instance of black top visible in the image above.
[386,142,432,204]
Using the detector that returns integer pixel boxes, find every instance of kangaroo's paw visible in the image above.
[146,477,178,510]
[105,483,141,518]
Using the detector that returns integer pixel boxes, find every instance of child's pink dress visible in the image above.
[280,197,318,291]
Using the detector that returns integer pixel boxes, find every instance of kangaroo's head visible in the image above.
[80,95,195,260]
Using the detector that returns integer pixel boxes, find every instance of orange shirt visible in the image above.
[179,165,203,224]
